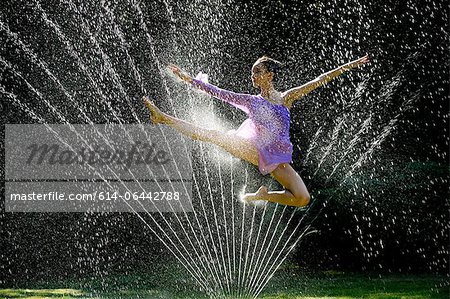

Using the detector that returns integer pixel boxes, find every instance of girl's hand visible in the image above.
[345,54,370,70]
[168,64,193,83]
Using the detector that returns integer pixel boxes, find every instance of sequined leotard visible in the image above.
[192,78,293,175]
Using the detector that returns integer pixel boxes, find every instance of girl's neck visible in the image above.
[260,85,281,104]
[260,82,274,97]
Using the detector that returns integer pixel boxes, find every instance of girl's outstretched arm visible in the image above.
[169,64,253,113]
[169,64,194,83]
[282,54,369,109]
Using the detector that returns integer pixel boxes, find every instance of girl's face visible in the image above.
[251,63,273,88]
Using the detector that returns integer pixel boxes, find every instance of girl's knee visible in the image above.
[292,189,310,207]
[296,193,310,207]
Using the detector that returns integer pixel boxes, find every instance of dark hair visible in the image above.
[255,56,283,76]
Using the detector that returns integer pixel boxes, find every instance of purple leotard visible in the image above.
[192,78,293,175]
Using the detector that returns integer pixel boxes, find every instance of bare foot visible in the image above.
[241,185,268,202]
[142,96,167,124]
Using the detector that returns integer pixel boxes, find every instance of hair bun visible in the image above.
[257,56,283,74]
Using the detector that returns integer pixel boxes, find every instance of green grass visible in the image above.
[260,268,449,299]
[1,266,448,299]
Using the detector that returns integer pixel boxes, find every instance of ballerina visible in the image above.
[143,54,369,207]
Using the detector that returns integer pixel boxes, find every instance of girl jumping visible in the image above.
[143,54,369,207]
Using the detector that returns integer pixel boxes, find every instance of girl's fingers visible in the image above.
[168,64,180,72]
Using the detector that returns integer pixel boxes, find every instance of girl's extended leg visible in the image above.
[143,97,310,207]
[143,97,259,166]
[243,164,310,207]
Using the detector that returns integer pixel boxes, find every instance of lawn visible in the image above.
[1,265,448,299]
